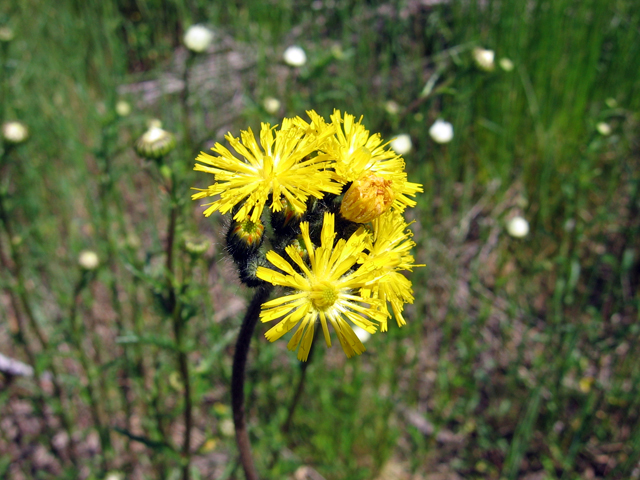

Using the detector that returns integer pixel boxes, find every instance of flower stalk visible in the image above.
[232,285,273,480]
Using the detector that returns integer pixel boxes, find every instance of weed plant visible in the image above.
[0,0,639,479]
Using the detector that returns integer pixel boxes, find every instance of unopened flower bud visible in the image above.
[184,25,214,53]
[270,199,303,237]
[183,234,209,256]
[78,250,100,270]
[159,164,172,180]
[340,172,395,224]
[227,219,265,262]
[135,126,176,160]
[2,121,29,145]
[239,254,269,288]
[473,47,495,71]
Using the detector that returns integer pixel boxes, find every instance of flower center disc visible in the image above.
[310,281,339,310]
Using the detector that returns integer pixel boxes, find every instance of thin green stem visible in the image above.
[69,271,111,471]
[95,125,134,441]
[231,285,273,480]
[282,334,317,434]
[181,52,195,151]
[0,182,78,466]
[0,252,71,466]
[164,168,192,480]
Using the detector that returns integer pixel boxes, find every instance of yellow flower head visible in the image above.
[256,213,386,360]
[361,211,422,331]
[323,110,423,214]
[192,119,341,222]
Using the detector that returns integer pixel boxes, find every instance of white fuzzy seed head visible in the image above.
[429,119,454,144]
[390,134,412,155]
[283,45,307,67]
[506,216,530,238]
[183,25,214,53]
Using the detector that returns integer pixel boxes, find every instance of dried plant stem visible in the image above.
[232,285,273,480]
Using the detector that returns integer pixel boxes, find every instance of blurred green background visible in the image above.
[0,0,639,479]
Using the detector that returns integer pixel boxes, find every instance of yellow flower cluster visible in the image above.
[193,110,423,360]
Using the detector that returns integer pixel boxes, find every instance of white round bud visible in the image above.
[384,100,400,115]
[0,26,15,42]
[115,100,131,117]
[506,216,530,238]
[429,119,454,144]
[262,97,281,114]
[283,45,307,67]
[473,47,495,71]
[605,98,617,109]
[135,126,176,160]
[390,134,412,155]
[78,250,100,270]
[2,121,29,145]
[499,58,514,72]
[183,25,214,53]
[596,122,612,136]
[219,418,235,437]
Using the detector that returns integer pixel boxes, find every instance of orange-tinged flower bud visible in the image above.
[340,172,395,223]
[229,219,265,249]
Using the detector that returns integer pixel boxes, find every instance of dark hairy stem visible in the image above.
[232,285,273,480]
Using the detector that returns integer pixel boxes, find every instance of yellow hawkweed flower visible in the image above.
[323,110,423,213]
[361,211,422,331]
[256,213,386,361]
[192,119,341,222]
